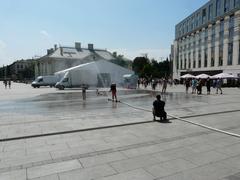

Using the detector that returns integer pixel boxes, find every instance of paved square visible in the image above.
[0,82,240,179]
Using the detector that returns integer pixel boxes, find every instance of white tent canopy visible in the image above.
[211,73,235,79]
[180,74,195,78]
[196,74,210,79]
[55,60,135,87]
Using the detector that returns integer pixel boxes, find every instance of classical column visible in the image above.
[182,37,186,69]
[201,28,205,69]
[223,16,230,67]
[40,63,43,76]
[233,10,240,66]
[173,40,178,79]
[215,20,220,68]
[190,33,194,69]
[207,24,212,68]
[186,36,189,70]
[196,31,199,69]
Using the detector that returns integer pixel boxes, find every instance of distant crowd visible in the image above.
[184,77,223,95]
[137,77,223,95]
[137,78,177,93]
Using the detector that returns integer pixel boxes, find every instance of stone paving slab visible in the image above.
[30,174,59,180]
[0,169,26,180]
[96,168,155,180]
[58,164,117,180]
[27,160,82,179]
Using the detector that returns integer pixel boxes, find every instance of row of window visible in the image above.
[178,41,238,70]
[178,15,234,54]
[176,0,239,38]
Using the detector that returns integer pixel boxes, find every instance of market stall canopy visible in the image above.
[180,74,196,78]
[196,74,210,79]
[211,73,235,79]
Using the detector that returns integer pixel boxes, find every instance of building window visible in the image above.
[180,59,183,69]
[202,9,206,23]
[193,51,196,68]
[196,12,200,26]
[211,24,215,67]
[238,40,240,64]
[190,17,194,30]
[216,0,221,16]
[229,15,234,42]
[234,0,240,7]
[228,43,233,65]
[198,50,201,68]
[204,48,208,67]
[218,20,224,67]
[184,58,186,69]
[211,47,215,66]
[219,45,223,66]
[211,24,216,43]
[209,4,213,20]
[224,0,230,12]
[204,29,208,47]
[195,14,198,27]
[188,52,191,69]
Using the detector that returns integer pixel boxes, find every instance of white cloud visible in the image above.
[109,48,170,61]
[40,30,50,38]
[0,40,7,49]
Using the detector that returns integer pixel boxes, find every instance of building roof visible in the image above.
[47,47,115,60]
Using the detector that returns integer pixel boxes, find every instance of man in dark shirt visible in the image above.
[153,95,167,121]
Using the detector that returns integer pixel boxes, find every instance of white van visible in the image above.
[31,76,58,88]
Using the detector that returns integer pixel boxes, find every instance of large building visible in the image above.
[173,0,240,79]
[35,42,116,77]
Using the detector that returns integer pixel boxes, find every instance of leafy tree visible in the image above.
[132,56,171,79]
[132,57,150,77]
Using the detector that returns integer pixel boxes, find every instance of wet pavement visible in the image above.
[0,82,240,179]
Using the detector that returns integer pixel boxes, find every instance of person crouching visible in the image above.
[153,95,168,122]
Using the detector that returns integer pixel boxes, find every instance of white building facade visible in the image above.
[173,0,240,79]
[35,42,116,78]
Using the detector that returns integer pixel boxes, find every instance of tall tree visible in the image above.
[132,57,150,77]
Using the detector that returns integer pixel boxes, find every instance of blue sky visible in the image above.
[0,0,208,65]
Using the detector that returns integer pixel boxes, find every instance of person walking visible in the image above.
[191,78,197,94]
[216,78,223,94]
[206,77,211,95]
[185,78,190,93]
[3,79,7,89]
[137,79,140,88]
[8,80,11,89]
[152,95,167,122]
[197,79,203,95]
[109,83,118,102]
[162,78,168,93]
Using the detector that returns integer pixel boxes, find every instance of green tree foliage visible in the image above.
[110,53,132,69]
[132,57,150,77]
[132,56,171,78]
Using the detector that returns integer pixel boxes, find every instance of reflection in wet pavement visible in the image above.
[0,88,240,139]
[1,90,204,116]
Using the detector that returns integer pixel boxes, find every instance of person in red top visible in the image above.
[110,83,118,102]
